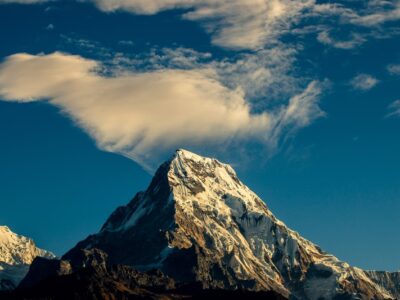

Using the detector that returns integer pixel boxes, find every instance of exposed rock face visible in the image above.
[61,149,399,299]
[0,226,54,290]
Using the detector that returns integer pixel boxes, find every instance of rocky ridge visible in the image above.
[4,248,285,300]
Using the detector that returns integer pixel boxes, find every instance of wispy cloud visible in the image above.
[317,31,366,49]
[59,38,302,106]
[212,46,300,103]
[80,0,400,54]
[386,100,400,118]
[348,1,400,27]
[310,1,400,48]
[89,0,315,50]
[0,52,325,170]
[2,0,399,51]
[269,80,327,147]
[350,73,379,91]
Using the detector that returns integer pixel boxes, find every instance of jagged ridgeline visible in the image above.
[4,150,400,299]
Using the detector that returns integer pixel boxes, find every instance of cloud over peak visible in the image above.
[0,52,324,169]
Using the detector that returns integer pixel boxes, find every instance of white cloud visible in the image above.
[90,0,315,50]
[0,52,324,169]
[386,100,400,118]
[317,31,366,49]
[350,73,379,91]
[387,64,400,75]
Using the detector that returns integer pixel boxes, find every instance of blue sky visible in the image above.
[0,0,399,271]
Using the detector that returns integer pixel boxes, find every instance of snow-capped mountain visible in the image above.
[0,226,54,290]
[65,149,400,299]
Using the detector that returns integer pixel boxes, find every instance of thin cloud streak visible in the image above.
[386,100,400,118]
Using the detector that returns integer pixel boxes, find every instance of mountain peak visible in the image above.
[0,226,54,266]
[174,148,199,158]
[0,226,55,290]
[0,225,27,250]
[65,150,400,299]
[171,148,220,170]
[167,149,268,220]
[169,149,239,192]
[173,148,222,165]
[0,225,10,232]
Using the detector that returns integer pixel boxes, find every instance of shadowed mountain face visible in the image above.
[16,150,400,299]
[4,248,285,300]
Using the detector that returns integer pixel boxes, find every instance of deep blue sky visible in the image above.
[0,1,399,271]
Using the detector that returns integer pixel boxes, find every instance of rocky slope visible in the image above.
[0,226,54,290]
[5,248,284,300]
[43,150,400,299]
[365,271,400,299]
